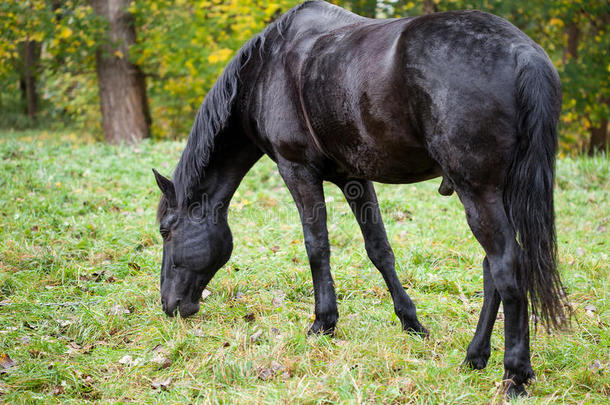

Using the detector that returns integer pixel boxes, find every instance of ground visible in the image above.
[0,130,608,403]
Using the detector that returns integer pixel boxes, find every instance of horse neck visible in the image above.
[178,129,262,213]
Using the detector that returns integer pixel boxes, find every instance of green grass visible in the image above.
[0,129,608,403]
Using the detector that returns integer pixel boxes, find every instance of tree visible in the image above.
[337,0,378,17]
[0,0,49,122]
[91,0,150,144]
[17,40,41,119]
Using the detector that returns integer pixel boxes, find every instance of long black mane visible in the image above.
[157,1,364,221]
[165,3,312,208]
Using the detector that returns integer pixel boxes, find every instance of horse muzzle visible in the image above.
[162,295,200,318]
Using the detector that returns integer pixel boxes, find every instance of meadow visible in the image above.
[0,130,607,403]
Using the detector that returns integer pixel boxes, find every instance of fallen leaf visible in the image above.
[270,360,285,373]
[90,270,115,283]
[250,328,263,343]
[0,353,16,370]
[391,210,412,222]
[109,304,130,316]
[257,361,290,381]
[150,353,171,369]
[128,262,141,271]
[201,289,211,300]
[24,321,36,330]
[52,385,65,395]
[270,245,280,253]
[588,360,604,372]
[257,367,273,381]
[244,312,255,322]
[118,355,143,367]
[151,377,171,390]
[585,305,596,317]
[65,342,81,355]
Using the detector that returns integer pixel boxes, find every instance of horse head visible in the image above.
[153,169,233,317]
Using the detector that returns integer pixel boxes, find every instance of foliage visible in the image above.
[0,1,608,151]
[130,0,300,138]
[0,129,608,401]
[0,0,103,133]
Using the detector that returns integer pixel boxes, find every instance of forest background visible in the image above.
[0,0,608,154]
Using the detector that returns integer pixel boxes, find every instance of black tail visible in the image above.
[504,47,568,330]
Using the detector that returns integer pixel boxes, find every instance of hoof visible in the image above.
[505,381,529,398]
[463,348,490,370]
[307,315,337,336]
[403,322,429,338]
[502,367,534,398]
[463,355,488,370]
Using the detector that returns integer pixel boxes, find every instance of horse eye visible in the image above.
[160,228,170,240]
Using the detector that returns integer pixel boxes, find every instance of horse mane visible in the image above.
[158,1,362,220]
[167,2,325,207]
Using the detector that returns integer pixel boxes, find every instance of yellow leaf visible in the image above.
[550,18,564,28]
[114,50,124,59]
[207,48,233,64]
[57,26,72,39]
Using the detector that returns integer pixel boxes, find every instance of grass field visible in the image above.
[0,129,608,403]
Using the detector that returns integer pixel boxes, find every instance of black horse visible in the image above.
[153,1,567,396]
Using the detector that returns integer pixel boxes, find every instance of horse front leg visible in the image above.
[336,178,427,336]
[464,256,501,369]
[278,161,338,335]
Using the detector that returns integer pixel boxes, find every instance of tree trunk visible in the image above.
[423,0,437,14]
[588,118,608,155]
[18,40,40,119]
[564,21,608,154]
[354,0,377,18]
[91,0,150,144]
[340,0,377,18]
[563,22,580,63]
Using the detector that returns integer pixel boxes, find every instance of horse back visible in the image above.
[297,10,534,183]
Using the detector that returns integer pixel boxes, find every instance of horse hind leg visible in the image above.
[464,256,501,369]
[457,188,533,397]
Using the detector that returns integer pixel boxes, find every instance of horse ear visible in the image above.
[152,169,176,206]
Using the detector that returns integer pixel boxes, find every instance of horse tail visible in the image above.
[503,46,568,330]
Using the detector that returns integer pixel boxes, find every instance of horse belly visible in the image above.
[302,56,439,181]
[315,126,441,184]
